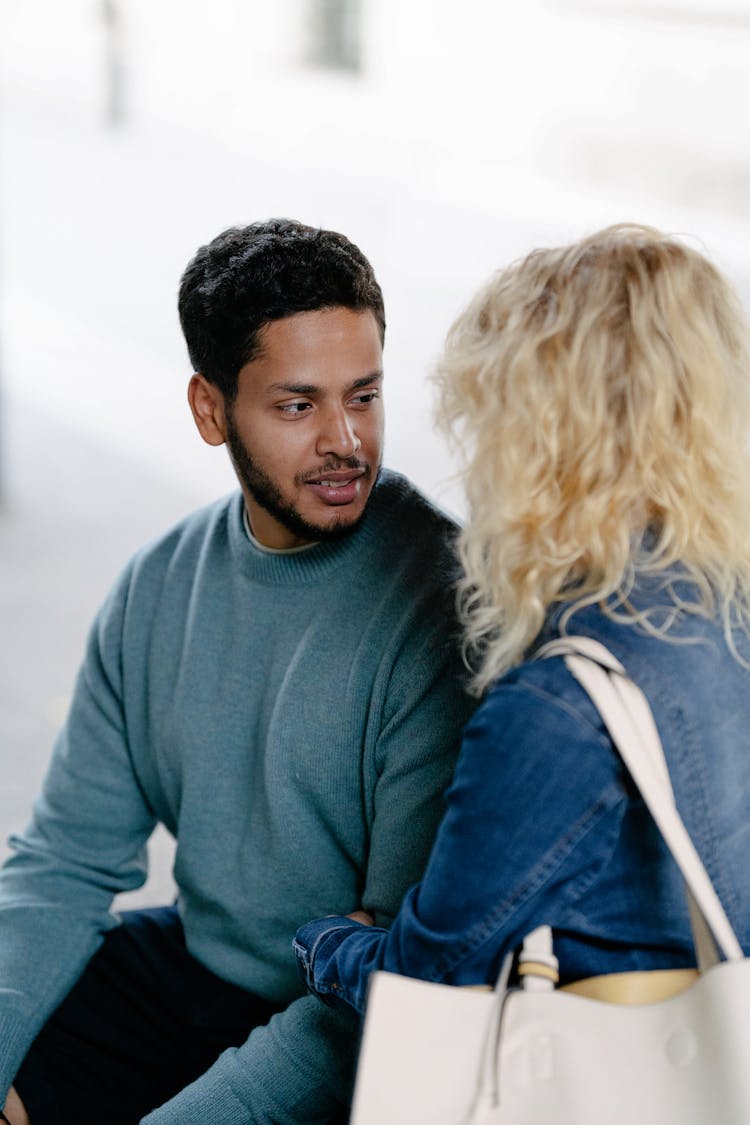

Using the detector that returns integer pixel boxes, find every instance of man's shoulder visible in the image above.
[362,469,462,594]
[128,492,239,580]
[369,469,460,544]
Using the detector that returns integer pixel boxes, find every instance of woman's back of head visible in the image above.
[435,223,750,693]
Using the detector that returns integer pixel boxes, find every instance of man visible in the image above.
[0,220,473,1124]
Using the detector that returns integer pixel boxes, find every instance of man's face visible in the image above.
[223,307,385,549]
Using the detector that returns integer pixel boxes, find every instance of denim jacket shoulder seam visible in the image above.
[503,679,610,746]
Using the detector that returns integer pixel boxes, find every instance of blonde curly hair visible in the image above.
[434,223,750,695]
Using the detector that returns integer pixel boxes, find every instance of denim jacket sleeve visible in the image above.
[294,673,628,1015]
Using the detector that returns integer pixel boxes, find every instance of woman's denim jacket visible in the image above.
[294,575,750,1015]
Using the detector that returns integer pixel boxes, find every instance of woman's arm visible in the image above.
[294,674,627,1015]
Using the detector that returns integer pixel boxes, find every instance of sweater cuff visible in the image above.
[141,1022,353,1125]
[0,1008,30,1104]
[140,1063,249,1125]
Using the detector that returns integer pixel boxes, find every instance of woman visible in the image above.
[293,223,750,1014]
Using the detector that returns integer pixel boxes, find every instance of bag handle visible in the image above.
[540,637,717,968]
[538,636,743,966]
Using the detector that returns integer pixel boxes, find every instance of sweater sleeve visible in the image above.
[141,995,358,1125]
[362,616,475,924]
[0,571,157,1098]
[145,608,474,1123]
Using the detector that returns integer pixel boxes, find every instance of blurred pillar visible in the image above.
[0,109,4,507]
[102,0,126,126]
[307,0,363,72]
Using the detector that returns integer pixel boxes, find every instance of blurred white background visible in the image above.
[2,0,750,900]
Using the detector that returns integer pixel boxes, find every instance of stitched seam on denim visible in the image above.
[291,937,312,986]
[624,642,738,926]
[534,655,739,923]
[297,924,365,1003]
[659,694,740,921]
[421,780,624,980]
[310,926,345,970]
[313,928,370,1009]
[295,926,341,990]
[559,786,626,905]
[498,679,612,747]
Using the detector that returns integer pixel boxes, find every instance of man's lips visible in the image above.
[304,468,366,506]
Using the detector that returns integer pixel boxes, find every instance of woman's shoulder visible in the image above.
[449,642,627,848]
[464,650,612,770]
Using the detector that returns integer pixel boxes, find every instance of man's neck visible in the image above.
[242,506,317,555]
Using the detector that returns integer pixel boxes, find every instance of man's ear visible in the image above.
[188,374,227,447]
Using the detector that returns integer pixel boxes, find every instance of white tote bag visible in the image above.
[349,637,750,1125]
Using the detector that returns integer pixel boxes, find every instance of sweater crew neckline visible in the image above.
[226,470,397,585]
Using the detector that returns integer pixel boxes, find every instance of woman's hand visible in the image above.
[347,909,374,925]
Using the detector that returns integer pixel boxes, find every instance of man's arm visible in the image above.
[142,997,358,1125]
[142,616,474,1124]
[362,611,475,924]
[0,571,157,1100]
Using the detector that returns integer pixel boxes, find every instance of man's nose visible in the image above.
[315,407,361,459]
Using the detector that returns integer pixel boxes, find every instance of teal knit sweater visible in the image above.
[0,470,473,1123]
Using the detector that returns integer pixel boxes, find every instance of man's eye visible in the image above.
[279,402,311,415]
[351,390,380,406]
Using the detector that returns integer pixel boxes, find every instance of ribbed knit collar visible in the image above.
[226,468,401,586]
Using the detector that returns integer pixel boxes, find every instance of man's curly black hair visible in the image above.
[178,219,385,402]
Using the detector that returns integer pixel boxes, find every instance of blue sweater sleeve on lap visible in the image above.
[141,997,359,1125]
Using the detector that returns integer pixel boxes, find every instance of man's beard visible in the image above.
[225,411,377,544]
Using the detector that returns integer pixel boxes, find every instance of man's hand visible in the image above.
[346,910,374,925]
[3,1084,30,1125]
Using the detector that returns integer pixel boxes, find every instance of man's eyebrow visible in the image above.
[350,371,383,390]
[266,372,383,395]
[267,382,319,395]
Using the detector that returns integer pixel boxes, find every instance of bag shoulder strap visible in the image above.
[537,636,743,966]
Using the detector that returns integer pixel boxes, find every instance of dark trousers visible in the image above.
[14,906,282,1124]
